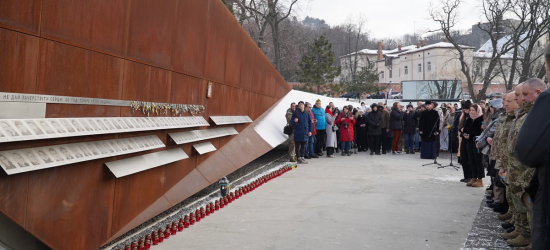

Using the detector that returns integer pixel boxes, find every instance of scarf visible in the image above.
[325,107,333,116]
[469,105,483,120]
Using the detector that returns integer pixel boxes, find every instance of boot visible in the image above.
[341,151,345,156]
[466,178,477,187]
[501,222,514,229]
[472,179,484,187]
[516,244,532,250]
[290,157,297,163]
[346,151,351,156]
[501,231,520,240]
[507,234,530,247]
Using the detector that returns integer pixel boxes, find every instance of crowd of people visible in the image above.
[285,99,460,163]
[284,43,550,250]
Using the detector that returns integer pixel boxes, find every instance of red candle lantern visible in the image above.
[210,203,215,214]
[184,218,189,228]
[200,210,206,219]
[132,247,138,250]
[195,210,201,222]
[219,198,225,208]
[153,235,159,245]
[178,221,184,231]
[138,243,145,250]
[223,197,228,205]
[205,207,210,216]
[171,224,177,235]
[164,228,170,239]
[145,239,151,250]
[125,246,131,250]
[158,229,164,242]
[189,213,195,225]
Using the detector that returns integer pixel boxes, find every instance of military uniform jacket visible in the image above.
[489,112,514,163]
[506,103,535,186]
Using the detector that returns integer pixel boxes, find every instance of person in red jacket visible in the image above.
[335,106,356,156]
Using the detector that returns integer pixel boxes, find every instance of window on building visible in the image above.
[427,62,432,71]
[404,66,408,75]
[380,71,385,79]
[418,64,422,73]
[389,68,393,78]
[399,68,401,77]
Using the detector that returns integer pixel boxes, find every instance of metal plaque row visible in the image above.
[168,127,238,145]
[106,148,188,178]
[0,116,209,143]
[209,116,252,125]
[0,135,165,175]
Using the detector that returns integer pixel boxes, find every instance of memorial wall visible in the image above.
[0,0,291,249]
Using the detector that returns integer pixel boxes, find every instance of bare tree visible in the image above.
[429,0,481,101]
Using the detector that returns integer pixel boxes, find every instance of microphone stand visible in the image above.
[422,113,442,167]
[438,127,459,171]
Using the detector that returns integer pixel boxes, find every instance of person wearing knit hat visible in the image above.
[311,98,326,156]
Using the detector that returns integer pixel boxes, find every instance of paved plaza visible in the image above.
[155,152,488,250]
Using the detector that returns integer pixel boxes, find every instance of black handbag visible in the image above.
[284,124,293,135]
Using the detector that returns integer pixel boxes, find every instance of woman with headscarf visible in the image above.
[325,106,337,158]
[463,103,484,187]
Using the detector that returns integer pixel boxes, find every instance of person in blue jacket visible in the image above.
[311,99,327,156]
[291,101,312,164]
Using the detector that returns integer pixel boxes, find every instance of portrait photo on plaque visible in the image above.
[58,146,76,161]
[99,141,115,154]
[75,143,93,158]
[10,120,33,137]
[85,143,101,156]
[128,118,140,129]
[115,140,128,151]
[130,138,144,148]
[46,147,65,163]
[22,149,43,167]
[139,137,151,148]
[138,118,151,128]
[50,120,68,134]
[108,140,122,153]
[0,120,21,138]
[9,151,31,168]
[142,136,156,147]
[0,152,17,171]
[119,118,132,130]
[68,119,86,132]
[76,119,94,133]
[120,139,135,151]
[159,118,170,127]
[148,118,160,127]
[67,145,85,159]
[34,148,54,164]
[95,119,109,131]
[59,119,77,133]
[109,118,123,130]
[87,119,102,131]
[102,119,117,131]
[93,142,109,155]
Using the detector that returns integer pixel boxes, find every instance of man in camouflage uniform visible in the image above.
[491,92,518,223]
[286,102,297,162]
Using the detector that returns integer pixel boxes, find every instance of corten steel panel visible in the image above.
[220,127,272,168]
[251,54,264,94]
[163,168,210,207]
[268,72,277,98]
[25,160,115,250]
[206,82,224,116]
[169,73,208,115]
[240,90,251,117]
[40,0,129,55]
[0,0,41,35]
[36,39,124,99]
[110,157,166,236]
[196,146,238,183]
[219,85,231,115]
[204,0,229,84]
[126,0,177,69]
[105,195,173,244]
[0,28,39,94]
[227,87,239,116]
[240,38,255,91]
[171,0,209,79]
[163,144,194,193]
[120,60,172,114]
[224,22,244,88]
[46,103,122,119]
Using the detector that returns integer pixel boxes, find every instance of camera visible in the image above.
[343,113,349,129]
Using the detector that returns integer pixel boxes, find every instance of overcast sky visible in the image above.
[293,0,484,39]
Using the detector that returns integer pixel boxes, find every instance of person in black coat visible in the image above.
[419,101,440,159]
[462,104,485,187]
[355,110,368,152]
[403,104,418,154]
[367,104,382,155]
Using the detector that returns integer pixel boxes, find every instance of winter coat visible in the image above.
[367,110,382,135]
[285,108,295,138]
[380,108,390,128]
[389,107,404,130]
[463,116,483,142]
[403,110,418,134]
[335,112,356,142]
[325,113,337,148]
[308,111,317,136]
[419,109,440,142]
[290,109,312,142]
[514,88,550,250]
[311,106,326,130]
[355,114,368,137]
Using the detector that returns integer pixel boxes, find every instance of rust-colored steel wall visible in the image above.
[0,0,291,249]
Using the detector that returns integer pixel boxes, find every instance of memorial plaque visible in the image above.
[59,119,77,133]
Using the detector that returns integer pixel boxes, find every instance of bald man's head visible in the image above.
[514,84,524,108]
[505,91,518,113]
[522,78,547,103]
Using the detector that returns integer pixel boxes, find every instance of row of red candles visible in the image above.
[116,165,295,250]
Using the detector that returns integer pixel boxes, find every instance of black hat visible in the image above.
[421,104,426,108]
[298,101,304,105]
[406,104,414,108]
[463,100,472,109]
[425,101,433,105]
